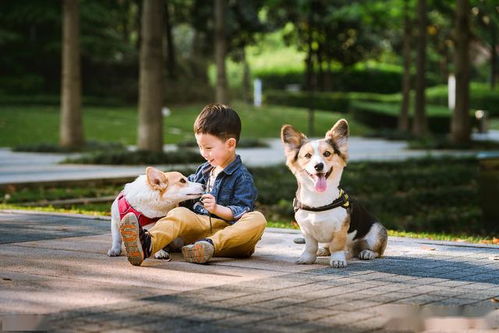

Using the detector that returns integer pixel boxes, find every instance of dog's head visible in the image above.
[145,167,204,202]
[281,119,349,193]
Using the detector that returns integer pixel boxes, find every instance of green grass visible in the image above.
[0,102,369,148]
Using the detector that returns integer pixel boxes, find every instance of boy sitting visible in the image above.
[119,103,267,265]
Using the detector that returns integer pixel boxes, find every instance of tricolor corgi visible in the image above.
[281,119,387,268]
[107,167,204,259]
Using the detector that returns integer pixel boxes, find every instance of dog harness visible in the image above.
[293,188,350,213]
[117,192,161,227]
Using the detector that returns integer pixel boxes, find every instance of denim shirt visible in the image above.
[183,155,257,224]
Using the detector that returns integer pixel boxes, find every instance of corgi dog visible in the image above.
[107,167,204,259]
[281,119,387,268]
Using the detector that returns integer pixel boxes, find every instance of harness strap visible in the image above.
[293,188,350,213]
[117,192,161,227]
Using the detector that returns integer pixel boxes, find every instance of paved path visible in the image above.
[0,137,476,185]
[1,211,498,332]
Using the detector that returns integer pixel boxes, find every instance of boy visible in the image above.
[119,104,267,266]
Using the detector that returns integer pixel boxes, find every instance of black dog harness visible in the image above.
[293,188,350,213]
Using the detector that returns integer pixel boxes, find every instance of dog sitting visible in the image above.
[107,167,204,259]
[281,119,387,268]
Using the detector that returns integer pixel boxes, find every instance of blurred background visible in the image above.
[0,0,498,240]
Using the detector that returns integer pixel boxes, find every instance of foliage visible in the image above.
[13,140,126,153]
[62,149,204,165]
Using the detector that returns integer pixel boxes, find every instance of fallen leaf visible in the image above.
[420,245,436,251]
[480,240,492,244]
[488,256,499,261]
[493,238,499,244]
[491,297,499,303]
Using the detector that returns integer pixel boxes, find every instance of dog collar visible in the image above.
[293,188,350,213]
[117,192,161,227]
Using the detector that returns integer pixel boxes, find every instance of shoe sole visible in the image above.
[119,214,144,266]
[182,242,213,264]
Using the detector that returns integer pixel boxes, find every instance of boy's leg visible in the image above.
[120,207,209,266]
[148,207,209,254]
[209,211,267,258]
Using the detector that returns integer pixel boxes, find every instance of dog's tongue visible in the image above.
[315,174,327,192]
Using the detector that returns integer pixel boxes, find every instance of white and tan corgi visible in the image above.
[107,167,204,259]
[281,119,387,268]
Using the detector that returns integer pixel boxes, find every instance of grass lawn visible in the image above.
[0,102,370,148]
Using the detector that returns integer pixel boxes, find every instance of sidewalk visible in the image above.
[1,211,498,332]
[0,136,476,185]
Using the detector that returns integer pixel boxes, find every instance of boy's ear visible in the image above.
[226,137,237,149]
[146,167,169,191]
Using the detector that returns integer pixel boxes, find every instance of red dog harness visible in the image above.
[117,192,161,227]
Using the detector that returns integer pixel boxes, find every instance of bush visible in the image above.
[62,150,204,165]
[265,90,399,113]
[349,101,475,133]
[426,83,499,116]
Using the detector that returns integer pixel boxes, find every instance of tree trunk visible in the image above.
[138,0,165,152]
[60,0,84,149]
[241,48,251,104]
[164,0,176,79]
[491,24,497,88]
[399,0,411,132]
[412,0,428,136]
[215,0,229,104]
[451,0,471,144]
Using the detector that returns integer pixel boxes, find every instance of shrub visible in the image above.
[62,150,204,165]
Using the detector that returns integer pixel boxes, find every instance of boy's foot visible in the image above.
[182,240,214,264]
[119,212,151,266]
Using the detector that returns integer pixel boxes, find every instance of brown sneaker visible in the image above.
[182,240,214,264]
[119,212,151,266]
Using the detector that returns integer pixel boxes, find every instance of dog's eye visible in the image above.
[323,151,331,157]
[179,179,187,184]
[304,153,312,159]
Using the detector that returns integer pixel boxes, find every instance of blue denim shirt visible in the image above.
[183,155,257,224]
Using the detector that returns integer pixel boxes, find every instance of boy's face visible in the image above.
[195,133,236,169]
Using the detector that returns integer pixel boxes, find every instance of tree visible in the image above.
[215,0,229,104]
[451,0,471,144]
[137,0,165,152]
[60,0,84,149]
[472,0,498,88]
[399,0,413,132]
[412,0,428,136]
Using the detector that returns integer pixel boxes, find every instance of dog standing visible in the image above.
[107,167,204,258]
[281,119,387,268]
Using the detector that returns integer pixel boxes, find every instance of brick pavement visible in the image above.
[1,210,498,332]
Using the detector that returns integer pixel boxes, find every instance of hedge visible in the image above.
[349,101,474,133]
[265,90,399,113]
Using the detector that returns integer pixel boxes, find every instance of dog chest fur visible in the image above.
[296,207,348,243]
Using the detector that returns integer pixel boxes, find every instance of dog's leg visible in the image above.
[296,236,318,264]
[154,248,171,260]
[108,215,122,256]
[328,230,348,268]
[358,222,387,260]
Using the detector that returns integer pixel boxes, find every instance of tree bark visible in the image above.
[399,0,411,132]
[215,0,229,104]
[138,0,165,152]
[451,0,471,144]
[60,0,84,149]
[491,25,497,88]
[412,0,428,136]
[164,0,176,79]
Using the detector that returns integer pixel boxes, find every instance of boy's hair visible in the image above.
[194,104,241,143]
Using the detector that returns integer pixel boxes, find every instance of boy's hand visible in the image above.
[201,194,217,214]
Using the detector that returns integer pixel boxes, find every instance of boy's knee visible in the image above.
[166,206,192,219]
[246,211,267,232]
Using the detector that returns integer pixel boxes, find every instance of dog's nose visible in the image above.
[314,163,324,172]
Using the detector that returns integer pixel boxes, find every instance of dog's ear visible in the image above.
[326,119,349,160]
[281,124,307,156]
[146,167,168,191]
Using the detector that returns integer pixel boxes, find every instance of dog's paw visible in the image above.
[316,247,330,257]
[107,247,121,257]
[329,251,347,268]
[296,253,317,264]
[154,249,171,260]
[359,249,377,260]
